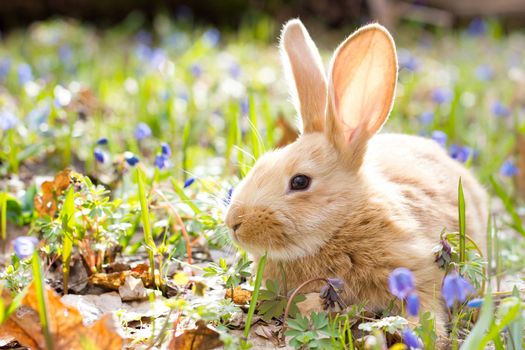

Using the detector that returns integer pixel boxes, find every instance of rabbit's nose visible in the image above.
[232,222,242,232]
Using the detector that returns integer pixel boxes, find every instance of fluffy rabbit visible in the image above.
[225,19,488,334]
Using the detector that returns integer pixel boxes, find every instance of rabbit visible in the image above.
[225,19,488,336]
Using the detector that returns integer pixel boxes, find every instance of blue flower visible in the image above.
[26,104,50,130]
[0,110,18,130]
[154,154,168,169]
[327,278,344,290]
[500,159,519,177]
[17,63,33,85]
[94,148,105,163]
[388,268,415,300]
[13,236,39,259]
[419,111,434,125]
[0,57,11,80]
[403,328,422,349]
[398,49,419,72]
[431,130,447,148]
[59,45,73,63]
[135,122,152,140]
[431,88,453,104]
[467,298,483,308]
[475,64,493,81]
[223,187,234,206]
[184,177,195,188]
[467,18,487,36]
[442,273,475,307]
[124,152,140,166]
[491,101,511,117]
[240,98,249,115]
[449,145,473,163]
[229,62,242,79]
[190,63,202,78]
[161,142,171,156]
[203,28,220,47]
[407,293,420,316]
[97,137,109,145]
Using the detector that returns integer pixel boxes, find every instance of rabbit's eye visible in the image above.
[290,174,311,191]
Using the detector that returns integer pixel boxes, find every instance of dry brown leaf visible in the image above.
[170,320,222,350]
[225,286,252,305]
[34,169,72,217]
[275,114,299,148]
[89,271,129,290]
[3,282,123,350]
[0,318,39,349]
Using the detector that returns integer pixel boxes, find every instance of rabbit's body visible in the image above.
[225,20,488,336]
[254,132,487,333]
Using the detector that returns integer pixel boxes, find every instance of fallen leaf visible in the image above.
[1,282,124,350]
[89,271,129,290]
[275,114,299,148]
[34,169,72,217]
[118,276,149,302]
[170,320,222,350]
[173,271,190,286]
[0,318,39,348]
[225,286,252,305]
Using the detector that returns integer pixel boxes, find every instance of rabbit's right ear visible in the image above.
[280,19,327,134]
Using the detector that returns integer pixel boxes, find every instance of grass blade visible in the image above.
[61,188,75,294]
[136,167,156,286]
[0,192,6,241]
[170,177,202,215]
[32,251,55,350]
[458,178,466,266]
[244,252,267,342]
[460,291,493,350]
[489,175,525,236]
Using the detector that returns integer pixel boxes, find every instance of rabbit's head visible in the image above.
[225,19,398,260]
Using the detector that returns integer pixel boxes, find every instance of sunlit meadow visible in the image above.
[0,13,524,349]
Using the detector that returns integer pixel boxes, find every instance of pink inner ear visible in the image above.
[331,28,397,144]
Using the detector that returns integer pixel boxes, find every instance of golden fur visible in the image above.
[225,19,488,335]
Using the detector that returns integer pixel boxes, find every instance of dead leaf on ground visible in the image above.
[89,264,152,291]
[0,318,39,349]
[170,320,222,350]
[225,286,252,305]
[0,282,123,350]
[34,169,72,217]
[275,114,299,148]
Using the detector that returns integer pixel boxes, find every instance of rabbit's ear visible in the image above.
[325,24,397,168]
[281,19,327,134]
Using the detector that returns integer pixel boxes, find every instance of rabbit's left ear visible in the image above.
[325,24,397,168]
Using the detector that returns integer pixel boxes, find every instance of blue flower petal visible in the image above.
[388,268,416,300]
[407,293,420,316]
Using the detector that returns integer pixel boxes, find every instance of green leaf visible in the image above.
[460,291,494,350]
[244,252,266,340]
[489,176,525,236]
[60,188,74,294]
[136,167,156,286]
[458,178,466,265]
[507,287,523,350]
